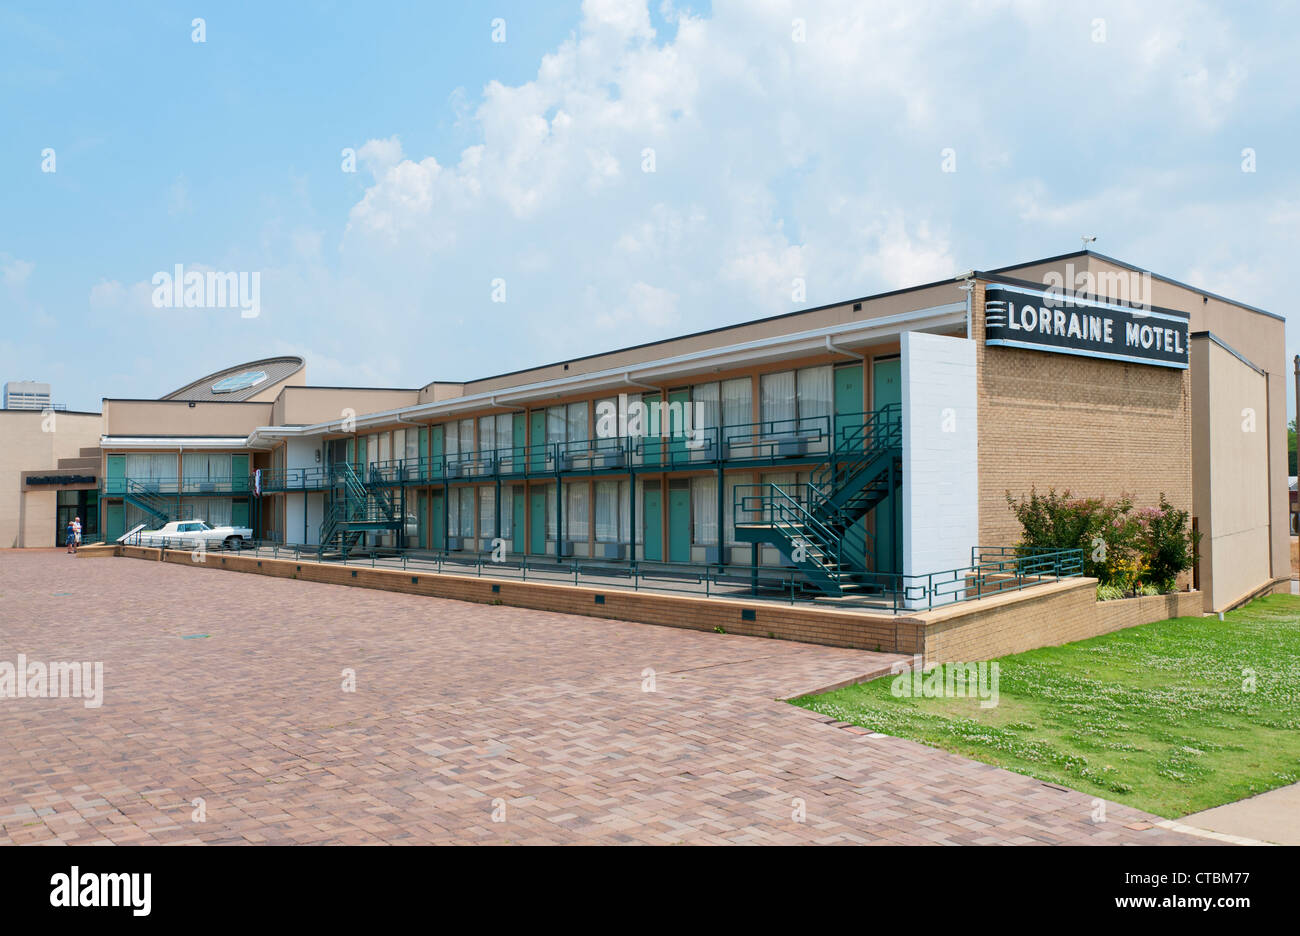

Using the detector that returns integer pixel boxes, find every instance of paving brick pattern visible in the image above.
[0,551,1207,845]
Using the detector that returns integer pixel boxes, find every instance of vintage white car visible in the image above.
[123,519,252,549]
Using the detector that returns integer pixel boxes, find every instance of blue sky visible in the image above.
[2,0,1297,412]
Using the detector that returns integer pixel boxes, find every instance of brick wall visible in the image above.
[124,546,922,654]
[973,282,1194,559]
[116,547,1205,664]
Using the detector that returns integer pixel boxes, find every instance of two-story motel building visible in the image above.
[3,250,1288,614]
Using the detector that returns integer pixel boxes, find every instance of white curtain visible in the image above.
[691,476,717,545]
[448,488,461,536]
[501,486,515,538]
[478,416,495,454]
[566,402,588,442]
[724,476,749,546]
[618,480,630,545]
[458,419,474,455]
[545,485,557,539]
[181,497,232,527]
[182,453,231,482]
[634,478,646,544]
[595,480,618,542]
[760,371,796,427]
[546,406,565,444]
[495,413,512,456]
[692,382,719,461]
[460,488,475,538]
[566,482,589,539]
[444,424,459,458]
[126,453,177,485]
[479,486,496,539]
[797,365,833,439]
[594,396,618,446]
[378,432,391,463]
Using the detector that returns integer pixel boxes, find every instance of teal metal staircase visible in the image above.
[124,481,178,528]
[734,403,902,596]
[318,463,404,557]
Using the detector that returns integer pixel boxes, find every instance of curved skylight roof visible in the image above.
[211,370,268,394]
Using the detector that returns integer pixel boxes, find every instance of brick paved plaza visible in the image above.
[0,551,1209,845]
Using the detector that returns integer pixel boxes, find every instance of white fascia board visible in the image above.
[244,302,967,445]
[100,436,263,450]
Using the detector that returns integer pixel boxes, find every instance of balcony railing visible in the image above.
[104,476,250,496]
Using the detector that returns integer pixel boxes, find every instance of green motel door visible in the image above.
[429,425,443,479]
[429,491,445,550]
[872,357,902,574]
[642,485,663,561]
[529,411,547,473]
[529,487,548,554]
[668,482,690,562]
[106,454,125,495]
[512,488,526,555]
[834,364,863,452]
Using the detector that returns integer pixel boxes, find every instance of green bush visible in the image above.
[1008,488,1197,596]
[1096,583,1125,601]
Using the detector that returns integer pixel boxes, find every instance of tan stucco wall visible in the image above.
[1191,337,1272,611]
[447,280,966,395]
[103,400,273,437]
[270,387,420,427]
[0,410,103,547]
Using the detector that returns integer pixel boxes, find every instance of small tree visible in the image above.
[1135,494,1199,593]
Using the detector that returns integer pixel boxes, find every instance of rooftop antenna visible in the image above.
[1081,234,1097,251]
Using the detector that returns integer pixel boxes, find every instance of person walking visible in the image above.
[73,516,82,552]
[65,518,76,554]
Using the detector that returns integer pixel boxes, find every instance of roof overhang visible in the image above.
[245,302,967,444]
[100,436,269,450]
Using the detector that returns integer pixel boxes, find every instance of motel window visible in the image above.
[458,419,474,456]
[478,416,495,455]
[460,488,475,539]
[180,497,232,527]
[495,414,511,454]
[691,476,717,546]
[378,432,391,464]
[444,423,458,458]
[500,486,515,539]
[546,486,558,540]
[479,487,496,540]
[125,453,177,485]
[722,378,752,427]
[594,396,617,445]
[634,478,649,545]
[594,481,618,543]
[723,476,753,546]
[546,406,566,447]
[404,430,419,464]
[760,367,831,435]
[182,453,232,482]
[565,481,589,541]
[393,429,405,464]
[366,434,379,467]
[567,402,588,444]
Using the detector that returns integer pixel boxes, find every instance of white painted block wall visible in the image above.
[283,437,325,544]
[900,332,979,608]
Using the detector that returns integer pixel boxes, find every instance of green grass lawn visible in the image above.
[791,594,1300,817]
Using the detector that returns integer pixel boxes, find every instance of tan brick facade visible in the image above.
[972,283,1194,561]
